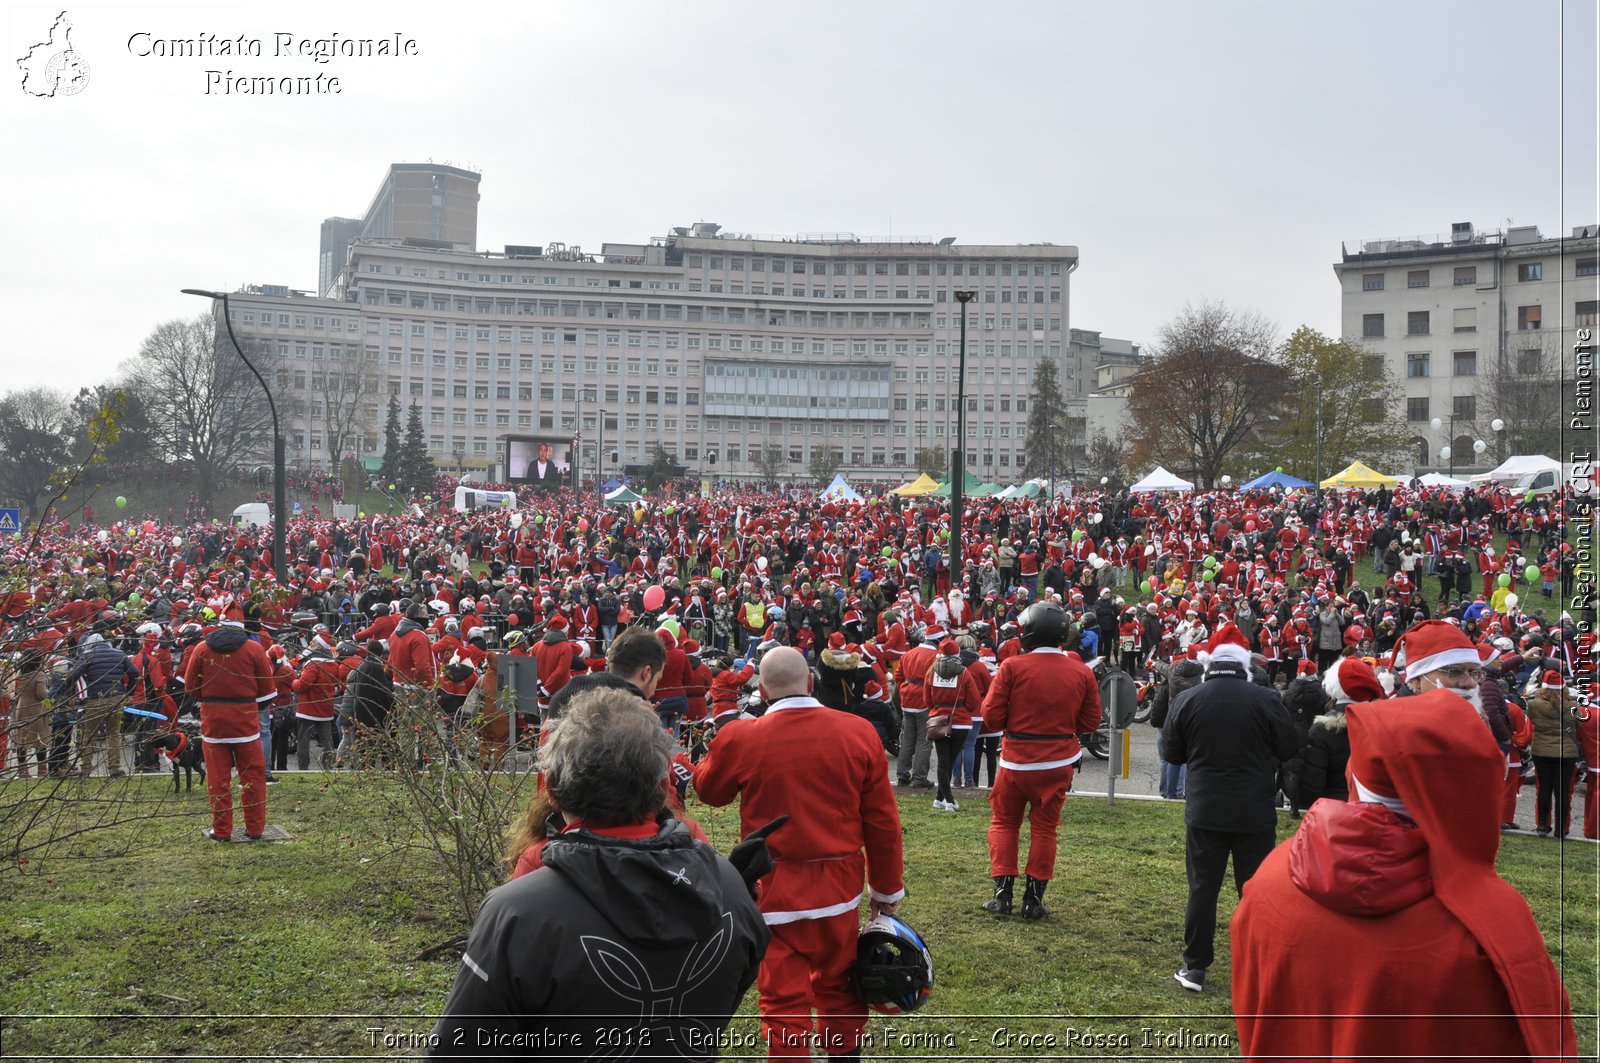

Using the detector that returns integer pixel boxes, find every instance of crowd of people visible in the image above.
[0,474,1592,1058]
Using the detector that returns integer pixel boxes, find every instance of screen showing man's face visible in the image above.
[538,444,551,462]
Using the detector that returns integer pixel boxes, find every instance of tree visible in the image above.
[0,387,72,516]
[379,392,402,484]
[1470,334,1565,462]
[914,447,948,480]
[1021,360,1070,481]
[752,445,788,487]
[807,446,841,486]
[1082,431,1130,492]
[398,400,433,496]
[125,314,276,508]
[640,445,680,492]
[317,354,384,474]
[69,385,156,476]
[1126,301,1285,489]
[1268,326,1410,479]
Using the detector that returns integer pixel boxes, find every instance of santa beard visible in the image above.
[1443,683,1485,715]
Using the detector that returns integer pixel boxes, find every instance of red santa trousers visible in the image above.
[757,910,865,1060]
[987,763,1075,880]
[1586,767,1599,840]
[202,739,267,838]
[1502,756,1523,824]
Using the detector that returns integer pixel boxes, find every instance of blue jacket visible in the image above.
[67,638,138,699]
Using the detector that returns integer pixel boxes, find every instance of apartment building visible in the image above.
[1334,221,1598,468]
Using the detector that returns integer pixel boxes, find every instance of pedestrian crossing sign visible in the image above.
[0,508,19,534]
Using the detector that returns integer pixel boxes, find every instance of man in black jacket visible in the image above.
[1160,624,1297,994]
[428,689,768,1061]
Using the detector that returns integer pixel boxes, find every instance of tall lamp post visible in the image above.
[596,409,611,507]
[182,288,287,585]
[951,290,976,584]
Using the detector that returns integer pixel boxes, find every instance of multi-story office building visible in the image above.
[1334,221,1597,469]
[224,166,1080,485]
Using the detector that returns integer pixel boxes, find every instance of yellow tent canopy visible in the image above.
[890,472,941,496]
[1320,460,1400,489]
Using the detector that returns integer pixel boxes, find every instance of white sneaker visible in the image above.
[932,799,950,811]
[949,799,960,811]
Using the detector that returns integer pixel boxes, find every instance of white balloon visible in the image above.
[171,536,182,548]
[1092,513,1103,523]
[1505,593,1519,610]
[1088,553,1100,564]
[1491,418,1505,432]
[97,530,109,543]
[1439,446,1452,460]
[1144,545,1156,556]
[756,556,768,570]
[509,512,523,528]
[1473,440,1487,454]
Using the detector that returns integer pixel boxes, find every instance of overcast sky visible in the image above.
[3,0,1594,395]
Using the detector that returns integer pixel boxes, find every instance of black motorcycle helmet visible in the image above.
[1019,601,1070,652]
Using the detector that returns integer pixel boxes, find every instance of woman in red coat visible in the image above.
[924,638,984,812]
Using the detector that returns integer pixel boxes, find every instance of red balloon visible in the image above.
[643,585,666,611]
[506,614,520,626]
[1244,521,1257,532]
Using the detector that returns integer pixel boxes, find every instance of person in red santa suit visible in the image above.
[1576,687,1600,839]
[979,601,1103,920]
[692,647,904,1062]
[181,619,276,841]
[1230,682,1577,1061]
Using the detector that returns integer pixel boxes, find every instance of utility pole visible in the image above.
[951,290,976,585]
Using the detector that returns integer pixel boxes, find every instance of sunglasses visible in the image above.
[1436,666,1483,681]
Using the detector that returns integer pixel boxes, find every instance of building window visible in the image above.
[1453,307,1477,333]
[1362,313,1384,338]
[1517,305,1542,330]
[1453,395,1475,419]
[1577,257,1598,277]
[1406,352,1430,378]
[1576,300,1600,327]
[1363,355,1385,379]
[1517,262,1542,282]
[1406,397,1430,422]
[1452,351,1477,376]
[1518,349,1542,374]
[1406,311,1430,336]
[1453,266,1477,286]
[1360,398,1384,423]
[1406,270,1429,288]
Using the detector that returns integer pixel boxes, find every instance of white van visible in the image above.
[453,486,518,513]
[231,502,272,527]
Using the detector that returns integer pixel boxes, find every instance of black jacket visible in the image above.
[1294,708,1351,808]
[427,818,768,1061]
[1160,661,1298,833]
[1149,658,1203,731]
[343,654,393,726]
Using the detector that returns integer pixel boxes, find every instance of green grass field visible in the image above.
[1,777,1595,1060]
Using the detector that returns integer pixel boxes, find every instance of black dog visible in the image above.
[149,722,206,794]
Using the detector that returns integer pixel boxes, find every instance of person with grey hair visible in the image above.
[429,688,768,1060]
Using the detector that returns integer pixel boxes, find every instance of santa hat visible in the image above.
[1399,619,1480,682]
[1323,657,1384,705]
[681,638,700,655]
[828,631,847,650]
[547,614,568,630]
[1541,669,1565,690]
[924,624,946,641]
[938,638,960,656]
[1297,659,1318,677]
[655,627,678,651]
[1198,622,1252,670]
[864,680,885,701]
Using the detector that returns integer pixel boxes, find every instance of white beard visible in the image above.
[1445,683,1485,715]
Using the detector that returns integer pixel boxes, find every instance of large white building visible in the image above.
[223,164,1081,484]
[1334,221,1597,469]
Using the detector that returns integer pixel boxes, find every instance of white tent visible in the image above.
[1416,472,1471,491]
[819,473,863,502]
[1129,466,1194,493]
[1471,454,1560,485]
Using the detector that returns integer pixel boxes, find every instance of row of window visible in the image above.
[1404,351,1479,378]
[685,256,1065,278]
[236,310,359,331]
[368,262,677,291]
[1362,258,1597,291]
[1360,302,1596,337]
[1406,396,1477,422]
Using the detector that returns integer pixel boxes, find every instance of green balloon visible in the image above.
[127,593,141,605]
[711,567,722,580]
[387,483,395,491]
[1144,580,1156,593]
[115,496,127,509]
[1071,530,1083,542]
[1525,565,1540,582]
[534,515,545,524]
[1275,467,1284,474]
[1202,570,1215,582]
[1496,573,1511,588]
[882,546,893,558]
[660,617,682,638]
[1203,555,1217,569]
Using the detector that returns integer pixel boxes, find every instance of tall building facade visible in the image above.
[317,163,482,296]
[226,169,1080,484]
[1334,221,1597,469]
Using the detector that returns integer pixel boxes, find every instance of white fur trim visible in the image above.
[1351,773,1412,819]
[1404,646,1480,681]
[1205,643,1252,669]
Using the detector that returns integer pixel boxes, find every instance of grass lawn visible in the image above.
[1,777,1595,1060]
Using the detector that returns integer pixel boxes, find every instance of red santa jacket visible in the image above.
[896,644,937,711]
[293,655,343,721]
[692,695,904,922]
[181,626,275,743]
[529,633,574,700]
[981,647,1102,769]
[388,619,436,687]
[924,655,986,729]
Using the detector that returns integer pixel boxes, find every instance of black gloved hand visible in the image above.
[726,814,789,899]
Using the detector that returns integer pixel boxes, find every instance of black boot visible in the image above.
[981,875,1014,915]
[1022,876,1051,920]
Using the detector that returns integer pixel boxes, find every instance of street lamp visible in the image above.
[596,408,612,507]
[182,288,287,585]
[1490,417,1507,462]
[951,291,977,583]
